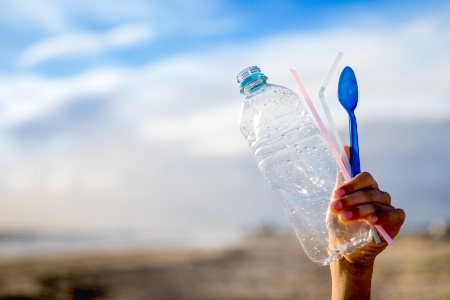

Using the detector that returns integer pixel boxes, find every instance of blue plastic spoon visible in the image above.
[335,66,388,244]
[338,66,360,177]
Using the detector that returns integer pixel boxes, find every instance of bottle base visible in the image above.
[309,235,372,266]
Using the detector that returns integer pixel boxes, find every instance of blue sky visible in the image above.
[0,0,449,246]
[1,0,445,76]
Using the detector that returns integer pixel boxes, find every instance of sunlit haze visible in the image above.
[0,0,449,251]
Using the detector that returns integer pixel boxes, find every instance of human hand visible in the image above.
[329,171,406,266]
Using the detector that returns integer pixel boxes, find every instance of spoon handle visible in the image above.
[349,112,361,177]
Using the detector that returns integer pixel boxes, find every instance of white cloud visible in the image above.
[0,68,126,128]
[18,22,155,67]
[0,8,449,239]
[0,0,158,34]
[0,0,71,33]
[5,11,450,156]
[141,104,246,156]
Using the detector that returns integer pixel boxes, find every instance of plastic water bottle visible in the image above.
[237,66,372,265]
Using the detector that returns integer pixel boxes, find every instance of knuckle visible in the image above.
[352,206,361,218]
[360,171,371,178]
[360,171,378,187]
[371,190,391,204]
[397,208,406,222]
[376,213,387,224]
[382,191,392,204]
[367,189,378,202]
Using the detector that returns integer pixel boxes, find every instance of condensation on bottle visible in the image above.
[237,66,371,265]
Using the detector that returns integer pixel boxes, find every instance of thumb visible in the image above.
[343,145,350,163]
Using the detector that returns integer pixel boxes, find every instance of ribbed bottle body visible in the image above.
[239,82,371,265]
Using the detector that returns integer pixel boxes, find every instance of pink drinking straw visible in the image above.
[290,68,351,181]
[290,68,393,245]
[375,224,393,244]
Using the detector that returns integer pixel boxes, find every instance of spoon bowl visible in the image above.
[338,66,359,111]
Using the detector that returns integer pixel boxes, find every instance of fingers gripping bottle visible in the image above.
[237,66,372,265]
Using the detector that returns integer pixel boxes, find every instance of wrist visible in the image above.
[331,258,374,300]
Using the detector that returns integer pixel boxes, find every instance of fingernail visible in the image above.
[334,188,346,198]
[368,214,378,224]
[341,211,353,221]
[332,201,343,211]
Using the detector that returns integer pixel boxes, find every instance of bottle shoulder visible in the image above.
[243,83,302,114]
[239,82,310,141]
[245,83,296,100]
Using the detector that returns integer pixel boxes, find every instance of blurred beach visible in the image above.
[1,1,450,299]
[0,233,448,300]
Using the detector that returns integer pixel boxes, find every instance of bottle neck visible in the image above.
[237,66,268,95]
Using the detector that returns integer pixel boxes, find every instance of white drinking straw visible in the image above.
[290,68,393,245]
[318,52,351,174]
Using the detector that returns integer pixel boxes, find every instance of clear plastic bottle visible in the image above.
[237,66,372,265]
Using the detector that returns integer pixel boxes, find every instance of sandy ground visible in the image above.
[0,234,448,300]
